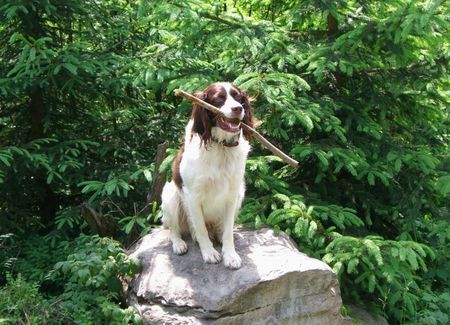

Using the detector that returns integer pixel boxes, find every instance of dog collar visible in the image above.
[212,135,239,147]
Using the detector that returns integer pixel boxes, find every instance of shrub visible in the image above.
[52,235,142,324]
[0,274,54,324]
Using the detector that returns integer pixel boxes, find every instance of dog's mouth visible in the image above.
[216,117,241,133]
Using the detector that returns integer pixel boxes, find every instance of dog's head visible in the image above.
[191,82,255,144]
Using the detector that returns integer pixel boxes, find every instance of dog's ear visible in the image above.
[240,91,256,142]
[191,91,212,145]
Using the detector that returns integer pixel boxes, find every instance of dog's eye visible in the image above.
[211,96,225,107]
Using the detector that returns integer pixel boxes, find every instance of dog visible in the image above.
[161,82,254,269]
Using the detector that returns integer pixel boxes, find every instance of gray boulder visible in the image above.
[127,227,345,324]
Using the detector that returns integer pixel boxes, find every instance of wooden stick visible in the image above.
[174,89,299,167]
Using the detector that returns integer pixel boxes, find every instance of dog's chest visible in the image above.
[194,152,243,194]
[202,168,240,196]
[198,170,242,219]
[181,144,246,209]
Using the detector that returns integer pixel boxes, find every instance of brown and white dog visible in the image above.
[161,82,254,269]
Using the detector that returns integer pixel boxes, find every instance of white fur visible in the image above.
[219,82,245,120]
[161,89,250,269]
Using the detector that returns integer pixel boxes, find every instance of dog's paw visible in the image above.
[223,250,242,270]
[201,247,222,264]
[172,239,188,255]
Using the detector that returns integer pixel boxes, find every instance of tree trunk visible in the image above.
[30,86,45,139]
[29,85,59,229]
[145,141,169,208]
[327,13,339,37]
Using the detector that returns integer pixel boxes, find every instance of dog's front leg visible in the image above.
[183,193,222,264]
[222,201,242,269]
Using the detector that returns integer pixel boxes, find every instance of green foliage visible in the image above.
[119,202,161,236]
[79,179,134,204]
[0,274,55,324]
[0,0,448,323]
[323,236,435,320]
[52,235,142,324]
[0,235,141,324]
[412,289,450,325]
[417,219,450,285]
[0,234,15,284]
[11,235,69,284]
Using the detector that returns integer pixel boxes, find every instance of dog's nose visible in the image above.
[231,106,243,113]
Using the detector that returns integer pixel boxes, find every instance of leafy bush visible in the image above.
[413,289,450,325]
[52,235,142,324]
[0,234,15,285]
[0,274,55,324]
[1,234,142,324]
[323,236,434,320]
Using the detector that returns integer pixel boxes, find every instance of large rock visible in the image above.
[127,227,345,324]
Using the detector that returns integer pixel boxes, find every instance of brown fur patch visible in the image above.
[172,145,184,189]
[206,222,222,244]
[177,201,190,237]
[239,90,255,142]
[191,91,213,145]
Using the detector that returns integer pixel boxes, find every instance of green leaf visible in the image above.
[0,153,12,166]
[394,158,402,172]
[29,47,36,61]
[388,290,403,309]
[435,175,450,195]
[298,113,314,133]
[307,220,317,238]
[367,172,375,186]
[315,151,329,168]
[406,250,419,270]
[347,258,359,274]
[345,164,358,177]
[368,273,376,293]
[105,180,117,195]
[363,239,383,266]
[143,169,152,182]
[333,261,343,276]
[387,151,397,161]
[322,253,334,264]
[124,219,135,234]
[63,63,78,75]
[46,172,54,184]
